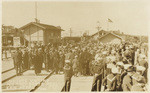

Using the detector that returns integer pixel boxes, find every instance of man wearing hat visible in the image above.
[72,55,79,77]
[33,48,43,75]
[59,51,65,73]
[80,48,92,75]
[14,48,23,75]
[22,48,29,70]
[53,49,60,74]
[62,60,73,92]
[91,57,105,92]
[116,62,124,91]
[122,65,134,91]
[65,50,74,66]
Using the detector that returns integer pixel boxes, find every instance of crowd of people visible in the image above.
[11,40,148,92]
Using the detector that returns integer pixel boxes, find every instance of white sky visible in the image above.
[2,1,150,36]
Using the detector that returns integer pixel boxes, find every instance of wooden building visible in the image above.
[2,25,24,47]
[91,30,123,44]
[98,33,123,44]
[62,36,81,43]
[91,30,108,40]
[19,22,64,47]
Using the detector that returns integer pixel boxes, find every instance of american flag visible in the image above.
[108,18,113,23]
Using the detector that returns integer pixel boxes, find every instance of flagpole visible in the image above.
[107,18,113,31]
[107,19,109,31]
[35,2,37,23]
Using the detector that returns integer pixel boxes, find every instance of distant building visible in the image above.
[90,29,148,44]
[91,30,108,40]
[62,36,81,43]
[98,32,123,44]
[90,30,123,44]
[19,22,64,47]
[2,25,24,47]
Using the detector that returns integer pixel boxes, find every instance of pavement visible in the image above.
[36,75,93,92]
[2,70,50,92]
[2,69,16,81]
[70,76,93,92]
[2,70,94,92]
[2,58,14,72]
[35,74,64,92]
[1,57,94,92]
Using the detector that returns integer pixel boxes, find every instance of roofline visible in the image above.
[99,32,123,40]
[19,22,64,31]
[91,30,107,37]
[19,22,46,30]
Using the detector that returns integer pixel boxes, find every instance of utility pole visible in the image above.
[35,2,38,23]
[96,21,101,32]
[70,28,72,37]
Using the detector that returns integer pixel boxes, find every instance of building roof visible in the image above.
[2,26,17,34]
[19,22,64,31]
[99,32,123,40]
[91,30,108,37]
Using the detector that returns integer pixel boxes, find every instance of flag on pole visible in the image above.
[108,18,113,23]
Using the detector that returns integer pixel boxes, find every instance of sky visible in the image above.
[2,1,150,36]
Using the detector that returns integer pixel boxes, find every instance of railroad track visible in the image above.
[29,71,54,92]
[2,68,14,74]
[2,69,28,83]
[2,69,55,92]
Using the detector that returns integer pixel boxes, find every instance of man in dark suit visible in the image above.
[14,48,23,75]
[91,57,105,91]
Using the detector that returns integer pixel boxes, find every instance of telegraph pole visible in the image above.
[70,28,72,37]
[35,2,38,23]
[96,21,101,32]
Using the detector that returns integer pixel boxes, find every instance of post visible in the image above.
[37,26,39,43]
[35,2,37,22]
[107,21,109,31]
[96,21,101,32]
[70,28,72,37]
[29,26,31,48]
